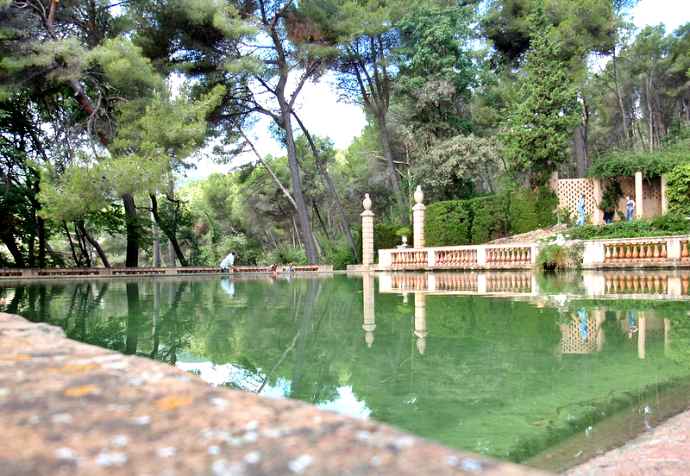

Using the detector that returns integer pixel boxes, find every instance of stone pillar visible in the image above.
[361,194,375,266]
[362,272,376,348]
[661,174,669,215]
[592,178,603,225]
[414,293,427,355]
[635,171,644,219]
[412,186,425,249]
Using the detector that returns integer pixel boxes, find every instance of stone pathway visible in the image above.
[0,313,544,476]
[566,409,690,476]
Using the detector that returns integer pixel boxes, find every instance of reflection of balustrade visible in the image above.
[682,240,690,260]
[683,276,689,295]
[435,249,477,267]
[391,250,428,269]
[485,247,531,265]
[604,274,669,294]
[485,273,532,293]
[390,273,428,291]
[434,273,478,292]
[604,241,667,262]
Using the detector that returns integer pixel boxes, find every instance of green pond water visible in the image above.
[2,271,690,471]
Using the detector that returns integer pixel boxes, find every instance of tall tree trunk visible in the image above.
[77,221,110,268]
[377,111,408,223]
[73,222,92,267]
[645,75,655,152]
[63,221,81,267]
[292,112,358,259]
[122,193,139,267]
[280,106,318,264]
[149,194,188,266]
[1,233,24,268]
[36,216,46,268]
[612,50,630,146]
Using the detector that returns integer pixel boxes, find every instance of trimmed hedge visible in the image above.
[425,200,472,246]
[425,188,557,246]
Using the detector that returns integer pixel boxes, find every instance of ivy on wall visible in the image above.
[666,164,690,216]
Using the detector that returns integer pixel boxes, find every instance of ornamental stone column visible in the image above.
[412,186,425,249]
[635,171,644,219]
[661,174,669,215]
[361,194,375,267]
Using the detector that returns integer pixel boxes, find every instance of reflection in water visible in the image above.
[2,271,690,470]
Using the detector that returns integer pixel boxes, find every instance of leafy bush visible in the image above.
[425,187,557,247]
[469,195,509,244]
[536,243,582,270]
[509,187,558,234]
[566,213,690,240]
[322,241,357,270]
[667,164,690,216]
[258,245,307,266]
[425,200,472,246]
[588,147,688,178]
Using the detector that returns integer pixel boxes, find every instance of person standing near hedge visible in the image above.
[625,196,636,221]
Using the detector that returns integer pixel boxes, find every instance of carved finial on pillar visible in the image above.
[414,185,424,205]
[363,193,372,211]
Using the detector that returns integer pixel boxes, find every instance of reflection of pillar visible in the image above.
[635,171,644,219]
[361,194,375,266]
[593,309,606,352]
[414,293,427,355]
[638,315,646,360]
[664,318,671,356]
[362,272,376,348]
[412,186,425,249]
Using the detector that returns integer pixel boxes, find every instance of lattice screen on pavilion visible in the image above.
[560,319,600,354]
[557,178,596,219]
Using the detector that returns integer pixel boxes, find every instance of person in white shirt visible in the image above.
[219,251,236,271]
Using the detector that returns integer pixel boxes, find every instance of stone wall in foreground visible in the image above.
[0,313,545,476]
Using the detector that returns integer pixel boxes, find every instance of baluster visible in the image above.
[625,244,632,259]
[682,241,689,258]
[661,242,667,258]
[632,244,639,259]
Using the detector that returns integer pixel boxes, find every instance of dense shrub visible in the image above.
[469,195,509,244]
[258,245,307,265]
[509,187,558,234]
[425,187,557,246]
[322,242,357,270]
[566,213,690,240]
[425,200,472,246]
[535,243,583,270]
[667,163,690,216]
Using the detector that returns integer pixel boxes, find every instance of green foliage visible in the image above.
[469,195,509,244]
[500,11,580,187]
[666,164,690,216]
[425,187,557,247]
[588,148,689,178]
[322,241,357,270]
[535,243,582,270]
[510,187,558,234]
[599,179,623,212]
[259,245,307,266]
[425,200,473,246]
[566,213,690,240]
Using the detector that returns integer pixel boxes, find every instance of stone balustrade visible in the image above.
[485,246,532,265]
[390,250,429,269]
[379,271,538,296]
[582,235,690,269]
[379,244,538,271]
[604,240,668,261]
[435,249,478,267]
